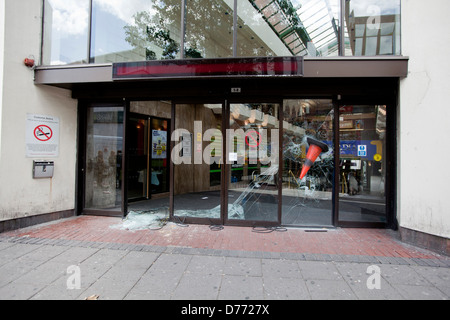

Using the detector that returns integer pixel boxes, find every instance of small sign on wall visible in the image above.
[26,114,59,157]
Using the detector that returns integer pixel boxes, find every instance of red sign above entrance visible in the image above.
[112,57,303,80]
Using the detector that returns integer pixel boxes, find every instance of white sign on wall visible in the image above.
[26,114,60,157]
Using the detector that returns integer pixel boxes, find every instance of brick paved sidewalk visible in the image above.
[1,215,448,264]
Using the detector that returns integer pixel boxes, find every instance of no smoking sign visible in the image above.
[26,114,59,157]
[34,125,53,142]
[245,130,261,148]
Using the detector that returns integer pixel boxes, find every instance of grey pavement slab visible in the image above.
[218,275,264,300]
[0,238,449,301]
[172,272,222,300]
[305,279,357,300]
[223,257,262,277]
[298,260,344,280]
[263,277,310,300]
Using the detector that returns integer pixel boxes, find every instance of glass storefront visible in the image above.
[80,94,393,228]
[42,0,401,65]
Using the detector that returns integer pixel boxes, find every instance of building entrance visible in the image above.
[126,102,171,218]
[80,94,395,229]
[127,113,170,202]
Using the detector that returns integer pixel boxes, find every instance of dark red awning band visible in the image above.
[113,57,303,80]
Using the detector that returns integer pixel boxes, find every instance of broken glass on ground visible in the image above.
[110,207,170,231]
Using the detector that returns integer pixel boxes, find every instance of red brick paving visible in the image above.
[2,215,441,259]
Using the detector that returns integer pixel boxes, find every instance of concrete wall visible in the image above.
[0,0,77,221]
[399,0,450,239]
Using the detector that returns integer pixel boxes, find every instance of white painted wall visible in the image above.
[399,0,450,238]
[0,0,5,161]
[0,0,78,221]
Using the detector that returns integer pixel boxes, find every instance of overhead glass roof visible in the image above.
[250,0,340,57]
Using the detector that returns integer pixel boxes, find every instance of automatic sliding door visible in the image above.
[281,100,335,226]
[173,103,224,223]
[226,103,280,225]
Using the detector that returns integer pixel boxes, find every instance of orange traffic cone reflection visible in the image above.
[299,137,329,180]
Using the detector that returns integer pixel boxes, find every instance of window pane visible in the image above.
[184,0,233,58]
[237,0,290,57]
[43,0,90,65]
[238,0,340,57]
[92,0,182,63]
[345,0,401,56]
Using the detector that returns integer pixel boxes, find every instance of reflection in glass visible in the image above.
[43,0,90,65]
[43,0,402,66]
[282,100,334,226]
[227,103,279,223]
[85,106,124,211]
[292,0,341,56]
[338,105,387,223]
[185,0,233,58]
[238,0,340,57]
[173,104,223,221]
[345,0,401,56]
[92,0,182,63]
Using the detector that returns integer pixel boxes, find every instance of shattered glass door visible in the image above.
[282,100,334,226]
[338,105,387,223]
[173,103,224,223]
[227,103,280,224]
